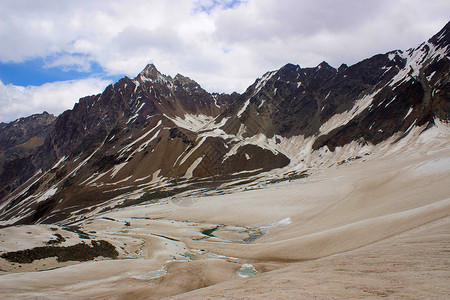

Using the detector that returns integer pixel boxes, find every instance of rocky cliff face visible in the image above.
[0,112,56,200]
[0,22,448,227]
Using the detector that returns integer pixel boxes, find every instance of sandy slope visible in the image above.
[169,215,450,299]
[0,125,449,299]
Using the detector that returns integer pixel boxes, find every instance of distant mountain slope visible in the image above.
[0,22,448,227]
[219,21,449,145]
[0,112,55,200]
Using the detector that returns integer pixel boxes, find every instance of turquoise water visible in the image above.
[133,267,167,279]
[237,264,259,277]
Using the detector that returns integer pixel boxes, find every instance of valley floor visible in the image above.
[171,214,450,299]
[0,127,449,299]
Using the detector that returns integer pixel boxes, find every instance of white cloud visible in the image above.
[0,0,448,121]
[44,54,94,72]
[0,78,112,123]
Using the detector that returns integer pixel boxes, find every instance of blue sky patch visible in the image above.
[0,57,123,87]
[193,0,245,14]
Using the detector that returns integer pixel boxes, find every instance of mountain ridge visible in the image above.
[0,21,448,227]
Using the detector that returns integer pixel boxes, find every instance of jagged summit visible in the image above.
[317,61,334,69]
[279,63,300,70]
[138,63,160,79]
[338,63,348,72]
[174,73,195,84]
[136,63,202,89]
[429,21,450,49]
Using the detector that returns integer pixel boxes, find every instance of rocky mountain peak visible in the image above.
[174,73,198,87]
[429,21,449,49]
[174,73,185,80]
[338,63,348,72]
[136,63,169,83]
[279,63,300,71]
[318,61,335,71]
[140,63,159,76]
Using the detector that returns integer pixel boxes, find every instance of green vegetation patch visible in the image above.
[0,240,118,263]
[45,233,66,245]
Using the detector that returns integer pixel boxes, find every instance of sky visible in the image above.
[0,0,448,122]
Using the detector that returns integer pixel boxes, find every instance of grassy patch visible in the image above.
[0,240,118,263]
[45,233,66,245]
[138,190,179,203]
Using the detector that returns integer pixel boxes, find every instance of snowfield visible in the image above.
[0,121,449,299]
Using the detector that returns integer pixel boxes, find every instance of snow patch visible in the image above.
[138,129,161,152]
[237,99,251,118]
[231,168,263,176]
[223,133,281,162]
[389,41,449,88]
[183,156,204,179]
[203,116,230,132]
[134,174,152,182]
[385,96,397,108]
[212,94,221,108]
[51,156,66,169]
[258,99,265,108]
[179,137,207,166]
[169,114,215,132]
[319,89,381,135]
[427,71,436,81]
[81,171,109,186]
[111,175,133,185]
[200,127,236,141]
[152,169,162,182]
[110,163,127,178]
[253,70,276,95]
[36,187,58,203]
[119,120,162,154]
[403,107,413,120]
[126,114,139,125]
[67,138,108,178]
[135,102,145,113]
[236,124,246,138]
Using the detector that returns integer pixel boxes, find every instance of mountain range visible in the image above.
[0,21,448,227]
